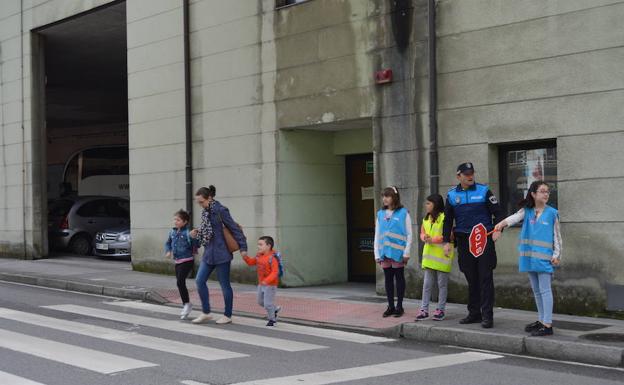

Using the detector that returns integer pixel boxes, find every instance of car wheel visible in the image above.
[69,235,91,255]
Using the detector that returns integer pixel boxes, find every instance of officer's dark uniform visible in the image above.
[443,163,504,327]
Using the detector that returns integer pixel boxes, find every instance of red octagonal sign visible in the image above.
[469,223,488,258]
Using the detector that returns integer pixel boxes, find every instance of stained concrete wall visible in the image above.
[435,0,624,312]
[0,0,114,258]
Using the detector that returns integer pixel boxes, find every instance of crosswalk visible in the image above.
[0,300,502,384]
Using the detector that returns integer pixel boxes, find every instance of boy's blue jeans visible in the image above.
[195,260,233,317]
[527,272,553,324]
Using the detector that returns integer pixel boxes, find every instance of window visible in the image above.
[77,200,109,217]
[276,0,309,9]
[499,141,557,216]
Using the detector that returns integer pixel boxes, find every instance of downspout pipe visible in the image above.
[428,0,438,195]
[183,0,193,225]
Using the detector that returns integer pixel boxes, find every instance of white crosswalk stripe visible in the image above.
[0,307,247,361]
[0,370,47,385]
[44,304,327,352]
[0,329,157,374]
[223,352,502,385]
[106,300,395,344]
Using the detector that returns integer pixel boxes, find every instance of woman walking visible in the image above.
[191,185,247,325]
[494,181,562,336]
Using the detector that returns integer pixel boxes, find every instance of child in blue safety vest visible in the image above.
[495,181,562,336]
[416,194,454,321]
[165,209,200,320]
[374,186,413,318]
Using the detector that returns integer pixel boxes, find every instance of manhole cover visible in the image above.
[554,320,609,332]
[334,296,388,303]
[579,333,624,343]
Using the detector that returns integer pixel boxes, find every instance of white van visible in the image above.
[62,145,129,198]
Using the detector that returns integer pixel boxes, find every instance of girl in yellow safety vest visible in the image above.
[416,194,454,321]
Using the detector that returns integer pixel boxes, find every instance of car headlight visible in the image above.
[117,234,131,242]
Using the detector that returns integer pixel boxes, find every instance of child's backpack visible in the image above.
[269,251,284,278]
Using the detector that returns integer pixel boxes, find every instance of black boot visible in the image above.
[383,306,396,318]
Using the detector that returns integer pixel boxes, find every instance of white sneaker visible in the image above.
[191,313,212,324]
[215,316,232,325]
[180,303,192,319]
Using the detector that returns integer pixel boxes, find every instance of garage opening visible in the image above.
[36,2,129,258]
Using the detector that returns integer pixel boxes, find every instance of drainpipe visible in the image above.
[428,0,438,195]
[182,0,193,225]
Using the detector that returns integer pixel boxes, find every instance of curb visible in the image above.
[1,272,623,368]
[0,272,151,302]
[401,322,624,368]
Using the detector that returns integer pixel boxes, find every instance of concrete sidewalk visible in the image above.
[1,255,623,368]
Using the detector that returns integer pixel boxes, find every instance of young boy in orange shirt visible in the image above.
[242,236,281,326]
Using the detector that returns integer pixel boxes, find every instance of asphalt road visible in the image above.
[0,281,622,385]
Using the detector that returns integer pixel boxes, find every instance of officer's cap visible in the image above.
[456,162,475,175]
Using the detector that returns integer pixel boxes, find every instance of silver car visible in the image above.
[93,226,131,259]
[48,196,130,255]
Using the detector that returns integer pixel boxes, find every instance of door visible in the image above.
[346,154,375,282]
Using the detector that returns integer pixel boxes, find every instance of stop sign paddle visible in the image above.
[469,223,492,258]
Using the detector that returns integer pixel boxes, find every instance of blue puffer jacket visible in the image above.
[200,201,247,265]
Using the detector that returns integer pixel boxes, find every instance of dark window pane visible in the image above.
[48,199,74,216]
[77,200,109,217]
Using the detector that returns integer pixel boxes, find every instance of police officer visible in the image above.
[443,162,504,328]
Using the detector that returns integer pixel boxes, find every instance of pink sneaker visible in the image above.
[432,309,445,321]
[415,309,429,321]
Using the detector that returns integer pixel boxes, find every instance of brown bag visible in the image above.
[219,211,242,253]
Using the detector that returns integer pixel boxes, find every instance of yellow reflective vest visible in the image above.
[421,213,454,273]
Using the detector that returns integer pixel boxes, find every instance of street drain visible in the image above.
[579,333,624,343]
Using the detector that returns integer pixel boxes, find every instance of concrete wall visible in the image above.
[125,0,186,272]
[0,0,115,258]
[435,0,624,312]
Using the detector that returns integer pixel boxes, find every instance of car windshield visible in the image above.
[48,199,74,216]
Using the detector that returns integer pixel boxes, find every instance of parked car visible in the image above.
[48,196,130,255]
[93,225,131,259]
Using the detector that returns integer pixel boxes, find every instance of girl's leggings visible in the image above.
[383,266,405,309]
[175,260,194,304]
[420,268,449,311]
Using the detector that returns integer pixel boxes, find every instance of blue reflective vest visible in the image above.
[518,205,558,273]
[376,207,408,262]
[447,183,493,233]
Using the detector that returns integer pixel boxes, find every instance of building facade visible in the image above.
[0,0,623,314]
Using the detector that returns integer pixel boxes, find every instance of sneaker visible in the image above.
[530,325,553,337]
[191,312,212,324]
[274,306,282,321]
[216,316,232,325]
[524,320,542,332]
[266,320,276,327]
[180,303,192,320]
[415,309,429,321]
[382,306,396,318]
[432,309,445,321]
[393,307,405,317]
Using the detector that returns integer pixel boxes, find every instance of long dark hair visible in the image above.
[381,186,403,210]
[195,185,216,199]
[424,194,445,222]
[518,181,548,209]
